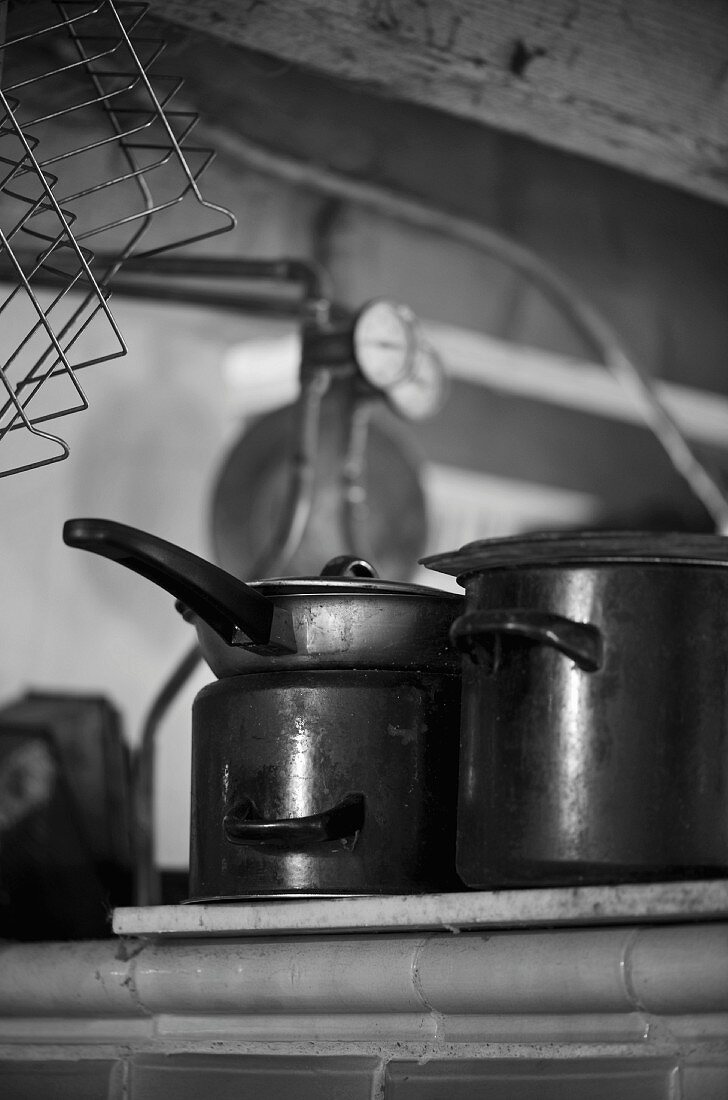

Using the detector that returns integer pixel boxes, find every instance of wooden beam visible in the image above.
[150,0,728,205]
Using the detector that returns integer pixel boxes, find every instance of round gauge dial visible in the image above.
[387,340,448,421]
[352,299,416,390]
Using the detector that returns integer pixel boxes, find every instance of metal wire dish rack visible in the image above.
[0,0,235,476]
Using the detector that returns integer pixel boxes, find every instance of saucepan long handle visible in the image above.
[62,518,297,654]
[223,792,365,847]
[450,609,602,671]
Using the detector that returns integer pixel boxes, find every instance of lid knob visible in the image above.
[320,555,379,579]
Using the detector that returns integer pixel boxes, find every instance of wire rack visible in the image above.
[0,0,235,476]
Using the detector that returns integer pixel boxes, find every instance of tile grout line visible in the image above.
[621,926,646,1014]
[411,934,444,1046]
[118,939,153,1020]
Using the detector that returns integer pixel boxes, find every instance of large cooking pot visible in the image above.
[64,518,464,896]
[424,531,728,888]
[62,519,461,676]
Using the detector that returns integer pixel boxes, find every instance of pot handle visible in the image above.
[62,518,297,655]
[223,792,365,848]
[450,609,602,672]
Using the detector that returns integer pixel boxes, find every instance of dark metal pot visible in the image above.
[424,531,728,888]
[63,519,462,676]
[190,669,463,899]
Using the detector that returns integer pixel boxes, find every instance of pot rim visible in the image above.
[421,529,728,578]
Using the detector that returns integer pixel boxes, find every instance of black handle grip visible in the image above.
[223,792,366,848]
[450,609,602,672]
[63,518,296,654]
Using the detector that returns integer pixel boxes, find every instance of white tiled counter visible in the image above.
[0,885,727,1098]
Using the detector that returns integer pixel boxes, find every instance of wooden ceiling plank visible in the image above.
[150,0,728,205]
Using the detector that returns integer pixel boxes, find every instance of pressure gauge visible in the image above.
[387,339,448,421]
[352,298,416,390]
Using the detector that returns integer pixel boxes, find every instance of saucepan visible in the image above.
[63,518,462,676]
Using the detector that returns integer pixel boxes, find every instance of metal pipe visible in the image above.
[104,254,332,303]
[133,643,202,906]
[0,255,341,320]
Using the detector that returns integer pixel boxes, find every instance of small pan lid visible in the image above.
[252,553,459,599]
[421,530,728,579]
[252,574,458,599]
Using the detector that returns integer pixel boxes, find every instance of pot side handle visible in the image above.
[62,517,297,655]
[223,792,366,848]
[450,609,602,672]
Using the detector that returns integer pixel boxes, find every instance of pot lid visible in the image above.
[421,530,728,579]
[252,574,459,599]
[252,552,459,599]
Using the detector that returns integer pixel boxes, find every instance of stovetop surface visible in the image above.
[113,878,728,938]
